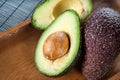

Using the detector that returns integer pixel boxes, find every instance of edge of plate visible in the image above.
[0,19,31,38]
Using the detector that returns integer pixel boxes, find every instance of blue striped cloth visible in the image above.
[0,0,43,32]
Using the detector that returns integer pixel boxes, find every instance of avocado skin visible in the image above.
[82,8,120,80]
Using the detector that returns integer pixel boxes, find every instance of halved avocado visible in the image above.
[32,0,92,30]
[35,10,81,76]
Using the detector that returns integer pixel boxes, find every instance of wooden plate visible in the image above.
[0,0,120,80]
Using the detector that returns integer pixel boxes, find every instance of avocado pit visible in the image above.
[43,31,70,60]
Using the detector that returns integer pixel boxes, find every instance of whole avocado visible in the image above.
[82,8,120,80]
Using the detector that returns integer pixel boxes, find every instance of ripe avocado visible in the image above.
[35,10,81,76]
[82,8,120,80]
[32,0,93,30]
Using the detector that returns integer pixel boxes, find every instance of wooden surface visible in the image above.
[0,0,120,80]
[0,21,120,80]
[0,22,86,80]
[0,19,120,80]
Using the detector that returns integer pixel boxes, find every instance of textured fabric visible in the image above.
[0,0,43,32]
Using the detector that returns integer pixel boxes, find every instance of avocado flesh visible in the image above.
[82,8,120,80]
[35,10,80,76]
[32,0,92,30]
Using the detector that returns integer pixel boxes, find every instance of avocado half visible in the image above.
[32,0,92,30]
[35,10,81,76]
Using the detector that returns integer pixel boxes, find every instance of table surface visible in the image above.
[0,0,43,32]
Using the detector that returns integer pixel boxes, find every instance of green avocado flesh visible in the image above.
[32,0,92,30]
[35,10,80,76]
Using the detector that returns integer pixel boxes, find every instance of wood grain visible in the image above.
[0,20,120,80]
[0,23,86,80]
[0,0,120,80]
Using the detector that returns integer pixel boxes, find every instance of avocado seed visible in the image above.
[43,31,70,60]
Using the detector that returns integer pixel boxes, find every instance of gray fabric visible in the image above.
[0,0,43,32]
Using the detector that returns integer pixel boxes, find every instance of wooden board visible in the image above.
[0,0,120,80]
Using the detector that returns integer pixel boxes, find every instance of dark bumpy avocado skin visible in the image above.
[82,8,120,80]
